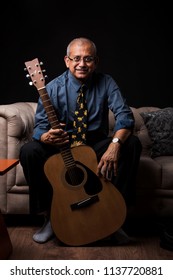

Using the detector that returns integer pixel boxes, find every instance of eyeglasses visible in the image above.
[67,56,95,63]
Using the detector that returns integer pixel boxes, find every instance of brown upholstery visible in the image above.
[0,102,173,218]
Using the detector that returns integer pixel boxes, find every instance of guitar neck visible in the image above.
[39,87,75,168]
[38,87,61,129]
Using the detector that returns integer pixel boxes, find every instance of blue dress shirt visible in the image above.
[33,70,134,140]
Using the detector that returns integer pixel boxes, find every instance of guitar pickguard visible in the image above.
[64,161,102,195]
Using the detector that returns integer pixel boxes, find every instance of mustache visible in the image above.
[75,67,88,71]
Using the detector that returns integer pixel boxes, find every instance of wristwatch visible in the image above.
[112,137,122,145]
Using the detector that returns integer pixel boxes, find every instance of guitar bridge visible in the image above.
[71,195,99,210]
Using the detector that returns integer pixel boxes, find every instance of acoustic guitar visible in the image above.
[24,58,127,246]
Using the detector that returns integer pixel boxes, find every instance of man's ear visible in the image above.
[64,56,69,68]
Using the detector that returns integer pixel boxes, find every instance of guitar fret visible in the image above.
[64,159,75,165]
[49,117,57,121]
[50,121,59,127]
[62,155,74,162]
[60,147,76,168]
[43,104,54,110]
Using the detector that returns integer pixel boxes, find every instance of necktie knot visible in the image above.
[80,84,87,93]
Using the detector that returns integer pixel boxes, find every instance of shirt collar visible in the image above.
[68,70,94,92]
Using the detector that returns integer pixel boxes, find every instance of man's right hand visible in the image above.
[41,124,69,146]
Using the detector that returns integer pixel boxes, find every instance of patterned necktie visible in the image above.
[71,84,88,147]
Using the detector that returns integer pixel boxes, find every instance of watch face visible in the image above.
[112,137,122,145]
[112,137,119,143]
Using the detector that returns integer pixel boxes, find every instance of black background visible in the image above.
[1,2,172,108]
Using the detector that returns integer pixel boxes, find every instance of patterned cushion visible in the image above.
[140,107,173,157]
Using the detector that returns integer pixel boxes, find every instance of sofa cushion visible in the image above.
[154,156,173,189]
[140,107,173,158]
[131,107,159,156]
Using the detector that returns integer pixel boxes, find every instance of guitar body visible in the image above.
[44,145,127,246]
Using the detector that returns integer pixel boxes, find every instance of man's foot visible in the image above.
[33,217,54,243]
[110,228,132,245]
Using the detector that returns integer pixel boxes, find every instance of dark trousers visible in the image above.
[19,135,142,214]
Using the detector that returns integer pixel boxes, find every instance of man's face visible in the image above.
[64,42,98,82]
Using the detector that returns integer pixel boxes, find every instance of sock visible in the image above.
[110,227,131,245]
[33,218,54,243]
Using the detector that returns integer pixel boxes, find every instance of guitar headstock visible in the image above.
[24,58,47,90]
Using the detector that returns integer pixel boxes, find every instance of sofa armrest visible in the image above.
[0,102,37,213]
[0,102,37,159]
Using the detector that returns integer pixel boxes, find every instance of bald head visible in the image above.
[66,37,97,57]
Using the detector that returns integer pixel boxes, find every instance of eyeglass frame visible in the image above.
[67,55,96,63]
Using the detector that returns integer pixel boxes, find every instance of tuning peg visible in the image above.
[35,61,43,68]
[29,81,33,86]
[24,66,32,71]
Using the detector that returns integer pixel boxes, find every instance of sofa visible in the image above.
[0,102,173,219]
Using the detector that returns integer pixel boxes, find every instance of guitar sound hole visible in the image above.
[65,166,84,186]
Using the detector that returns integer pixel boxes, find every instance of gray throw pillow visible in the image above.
[140,107,173,158]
